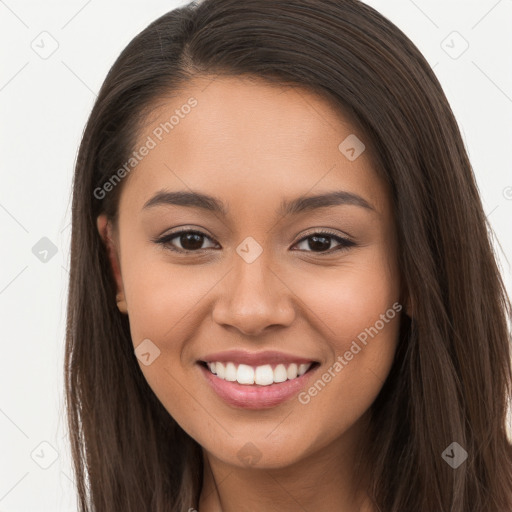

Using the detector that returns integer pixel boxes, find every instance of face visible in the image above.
[97,75,402,470]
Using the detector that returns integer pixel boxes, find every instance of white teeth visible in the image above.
[215,362,225,379]
[237,364,255,384]
[273,364,288,383]
[224,362,237,381]
[298,363,309,376]
[254,364,274,386]
[205,361,314,385]
[287,363,298,379]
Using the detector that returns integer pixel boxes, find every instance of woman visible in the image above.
[64,0,512,510]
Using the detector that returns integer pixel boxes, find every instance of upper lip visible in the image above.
[199,350,318,367]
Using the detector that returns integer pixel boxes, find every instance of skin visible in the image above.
[97,75,405,512]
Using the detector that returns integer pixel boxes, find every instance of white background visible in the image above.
[1,0,511,510]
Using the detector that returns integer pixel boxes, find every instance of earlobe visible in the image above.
[96,214,126,312]
[115,292,128,314]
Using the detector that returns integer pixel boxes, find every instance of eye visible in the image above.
[292,230,356,254]
[153,229,219,253]
[153,228,356,255]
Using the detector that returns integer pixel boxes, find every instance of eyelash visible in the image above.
[153,228,356,255]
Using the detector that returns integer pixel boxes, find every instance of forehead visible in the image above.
[118,75,389,218]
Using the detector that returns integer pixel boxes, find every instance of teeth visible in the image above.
[298,363,310,376]
[274,364,288,383]
[224,362,237,381]
[237,364,255,384]
[287,363,298,379]
[254,365,274,385]
[205,361,314,385]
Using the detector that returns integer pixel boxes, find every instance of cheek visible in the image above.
[291,319,399,463]
[121,256,211,435]
[122,251,215,346]
[288,253,401,414]
[291,267,401,456]
[119,251,222,411]
[287,249,400,345]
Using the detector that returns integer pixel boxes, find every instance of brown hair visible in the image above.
[64,0,512,510]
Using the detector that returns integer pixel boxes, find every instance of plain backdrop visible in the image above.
[1,1,511,510]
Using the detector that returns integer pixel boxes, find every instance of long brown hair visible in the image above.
[64,0,512,510]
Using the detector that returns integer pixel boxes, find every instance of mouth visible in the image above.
[197,360,321,409]
[198,360,320,386]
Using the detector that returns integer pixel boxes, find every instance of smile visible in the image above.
[197,360,320,409]
[203,361,314,386]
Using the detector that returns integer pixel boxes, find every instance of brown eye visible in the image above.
[292,232,356,254]
[153,229,356,255]
[155,229,218,253]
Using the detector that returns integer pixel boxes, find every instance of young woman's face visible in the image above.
[98,75,402,470]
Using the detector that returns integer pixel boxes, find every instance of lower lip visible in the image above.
[198,362,319,409]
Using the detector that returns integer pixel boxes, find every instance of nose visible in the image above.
[211,253,296,337]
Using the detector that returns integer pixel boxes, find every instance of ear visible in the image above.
[96,213,124,296]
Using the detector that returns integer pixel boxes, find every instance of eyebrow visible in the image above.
[142,189,376,216]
